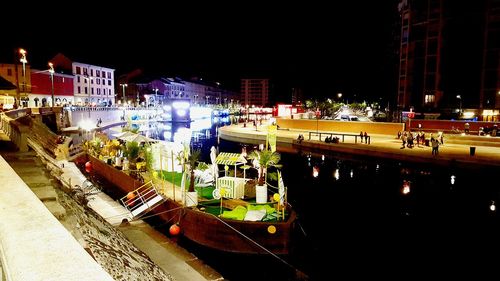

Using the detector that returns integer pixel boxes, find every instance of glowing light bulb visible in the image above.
[402,181,410,195]
[450,175,456,185]
[333,169,340,180]
[312,166,319,178]
[490,201,496,212]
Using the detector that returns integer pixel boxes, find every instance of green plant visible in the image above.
[247,150,282,185]
[126,141,140,162]
[188,149,201,192]
[196,162,209,171]
[143,144,153,172]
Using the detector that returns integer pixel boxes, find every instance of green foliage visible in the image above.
[196,162,209,171]
[143,144,153,172]
[85,138,102,157]
[247,150,282,185]
[188,149,201,192]
[125,141,140,162]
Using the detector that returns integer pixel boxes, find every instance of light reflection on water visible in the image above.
[139,120,500,279]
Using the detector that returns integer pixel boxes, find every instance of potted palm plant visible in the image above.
[248,149,281,203]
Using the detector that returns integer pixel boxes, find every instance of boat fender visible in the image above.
[169,224,181,236]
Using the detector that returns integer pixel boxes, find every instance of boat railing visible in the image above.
[119,180,165,217]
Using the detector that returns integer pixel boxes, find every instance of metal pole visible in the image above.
[49,62,55,107]
[88,77,91,117]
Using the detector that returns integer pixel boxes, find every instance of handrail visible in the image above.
[307,131,371,144]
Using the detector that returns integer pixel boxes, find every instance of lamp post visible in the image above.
[120,83,127,106]
[154,88,159,107]
[456,95,462,117]
[19,48,28,108]
[84,75,91,117]
[205,95,209,106]
[48,62,55,108]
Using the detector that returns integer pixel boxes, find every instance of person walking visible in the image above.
[431,138,440,156]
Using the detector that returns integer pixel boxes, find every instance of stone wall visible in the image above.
[276,118,404,135]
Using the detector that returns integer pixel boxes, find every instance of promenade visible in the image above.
[0,128,222,281]
[219,123,500,168]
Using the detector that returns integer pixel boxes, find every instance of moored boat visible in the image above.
[82,153,297,255]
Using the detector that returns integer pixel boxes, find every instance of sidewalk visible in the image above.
[219,124,500,168]
[27,138,222,281]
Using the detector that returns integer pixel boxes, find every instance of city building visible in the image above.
[50,53,115,106]
[118,70,240,107]
[0,63,31,107]
[30,68,74,107]
[396,0,500,120]
[241,79,269,107]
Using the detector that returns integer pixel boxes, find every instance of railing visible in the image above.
[120,180,164,217]
[307,131,371,144]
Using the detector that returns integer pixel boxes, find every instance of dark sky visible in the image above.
[1,1,398,103]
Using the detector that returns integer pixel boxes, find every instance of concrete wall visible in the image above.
[276,118,404,135]
[67,108,159,127]
[406,119,499,133]
[0,156,114,281]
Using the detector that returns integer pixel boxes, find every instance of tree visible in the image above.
[188,149,201,192]
[247,149,282,186]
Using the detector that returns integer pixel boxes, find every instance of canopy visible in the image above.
[215,152,246,166]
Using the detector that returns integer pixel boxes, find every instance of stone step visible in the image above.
[44,201,66,220]
[31,187,58,202]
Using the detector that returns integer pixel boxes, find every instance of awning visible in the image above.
[215,152,246,165]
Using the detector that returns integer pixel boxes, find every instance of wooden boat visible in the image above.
[83,154,297,255]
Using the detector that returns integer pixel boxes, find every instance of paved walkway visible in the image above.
[219,124,500,168]
[1,129,222,281]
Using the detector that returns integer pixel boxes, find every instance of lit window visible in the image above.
[425,95,435,104]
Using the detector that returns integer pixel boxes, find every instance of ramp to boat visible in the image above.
[120,181,165,218]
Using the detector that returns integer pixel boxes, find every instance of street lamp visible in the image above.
[84,75,91,117]
[205,95,209,105]
[19,48,28,107]
[48,62,55,108]
[456,95,462,116]
[154,88,159,107]
[120,83,128,106]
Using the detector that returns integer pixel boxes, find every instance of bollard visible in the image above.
[470,146,476,156]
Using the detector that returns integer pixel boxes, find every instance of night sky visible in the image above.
[1,1,398,103]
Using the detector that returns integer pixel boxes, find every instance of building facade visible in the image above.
[119,71,240,107]
[241,79,269,107]
[30,69,74,107]
[72,62,115,106]
[0,63,32,107]
[397,0,500,120]
[51,53,115,106]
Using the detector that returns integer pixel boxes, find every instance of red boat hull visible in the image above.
[84,154,296,255]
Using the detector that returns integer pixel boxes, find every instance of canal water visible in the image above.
[101,116,500,280]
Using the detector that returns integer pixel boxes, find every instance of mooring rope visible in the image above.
[209,213,299,272]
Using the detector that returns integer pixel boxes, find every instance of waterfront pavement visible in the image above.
[219,123,500,167]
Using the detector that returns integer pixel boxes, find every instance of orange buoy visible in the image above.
[85,161,92,173]
[169,224,180,236]
[126,192,136,207]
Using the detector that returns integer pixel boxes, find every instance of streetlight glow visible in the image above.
[19,48,28,108]
[120,83,128,105]
[48,62,55,107]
